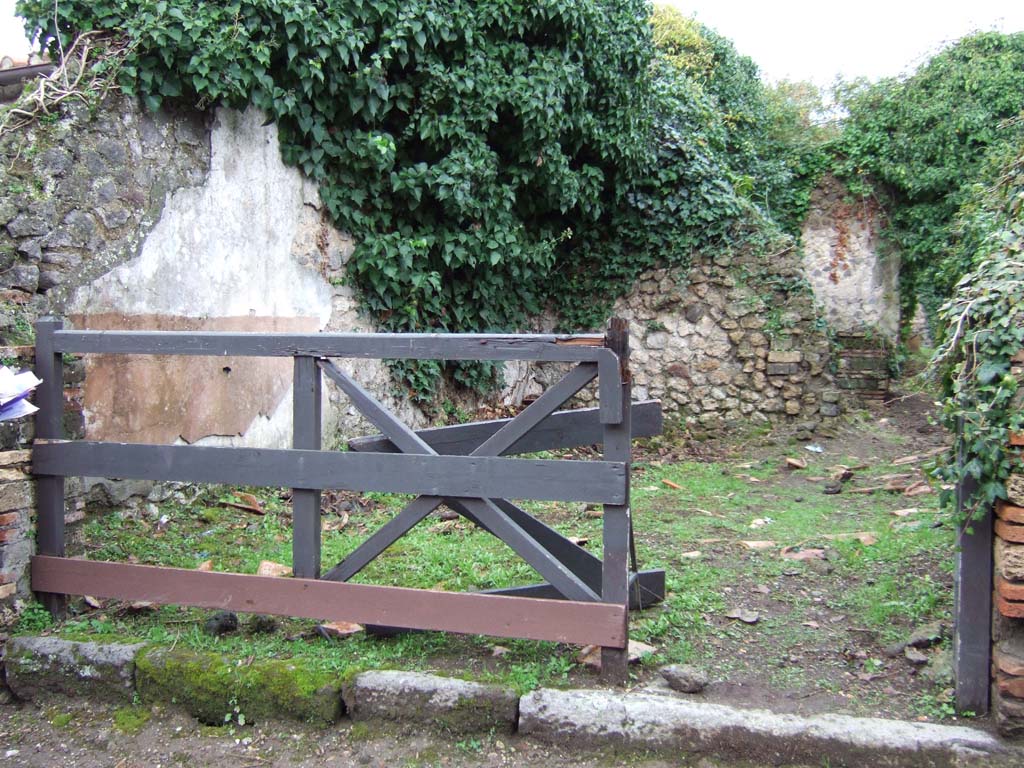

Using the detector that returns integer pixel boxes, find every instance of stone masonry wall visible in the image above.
[0,449,33,603]
[604,249,832,436]
[0,86,843,605]
[0,97,210,310]
[1,93,429,453]
[0,345,86,606]
[3,92,836,451]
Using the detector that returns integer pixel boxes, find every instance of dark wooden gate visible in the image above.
[31,317,664,680]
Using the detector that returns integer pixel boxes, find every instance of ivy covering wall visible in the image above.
[12,1,822,397]
[931,129,1024,518]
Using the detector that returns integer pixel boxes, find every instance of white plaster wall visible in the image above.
[70,107,343,449]
[801,177,900,340]
[71,107,333,323]
[69,105,435,451]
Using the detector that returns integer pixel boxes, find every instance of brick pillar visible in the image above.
[994,466,1024,736]
[0,450,34,601]
[0,344,85,607]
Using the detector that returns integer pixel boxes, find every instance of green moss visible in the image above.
[197,507,229,524]
[113,705,151,735]
[246,658,342,726]
[48,710,74,728]
[135,647,236,725]
[134,646,342,727]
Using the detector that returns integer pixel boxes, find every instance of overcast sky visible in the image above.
[664,0,1024,85]
[3,0,1024,85]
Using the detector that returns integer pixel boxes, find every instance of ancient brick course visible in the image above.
[993,457,1024,734]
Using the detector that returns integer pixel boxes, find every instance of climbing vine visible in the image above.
[833,31,1024,326]
[555,7,828,329]
[18,1,654,394]
[931,127,1024,520]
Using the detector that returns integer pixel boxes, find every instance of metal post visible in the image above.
[601,318,631,682]
[33,317,66,618]
[292,356,322,579]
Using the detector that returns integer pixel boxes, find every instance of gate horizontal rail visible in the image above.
[33,441,627,503]
[47,328,625,423]
[31,317,660,678]
[49,329,607,360]
[31,557,627,647]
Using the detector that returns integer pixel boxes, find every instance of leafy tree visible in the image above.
[648,6,828,236]
[834,32,1024,324]
[19,0,655,398]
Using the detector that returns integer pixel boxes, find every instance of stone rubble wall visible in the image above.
[0,99,210,309]
[0,345,86,606]
[1,93,430,456]
[0,449,34,603]
[598,251,833,437]
[994,496,1024,737]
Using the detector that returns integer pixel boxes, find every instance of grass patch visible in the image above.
[113,705,151,735]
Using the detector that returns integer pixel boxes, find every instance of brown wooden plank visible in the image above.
[30,556,626,647]
[32,441,627,504]
[52,330,607,362]
[348,401,663,456]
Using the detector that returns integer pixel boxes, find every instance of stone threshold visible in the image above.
[2,635,1019,767]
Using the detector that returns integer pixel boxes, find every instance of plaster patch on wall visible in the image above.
[66,105,341,446]
[72,314,318,445]
[69,106,333,324]
[801,175,900,339]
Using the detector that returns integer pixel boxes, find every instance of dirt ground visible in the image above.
[626,389,961,723]
[0,696,791,768]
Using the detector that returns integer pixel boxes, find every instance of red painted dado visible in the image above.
[69,313,320,445]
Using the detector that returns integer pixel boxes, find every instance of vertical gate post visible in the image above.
[954,458,993,714]
[601,318,632,682]
[292,355,322,579]
[33,317,67,618]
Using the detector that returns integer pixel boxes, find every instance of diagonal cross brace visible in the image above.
[318,360,601,601]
